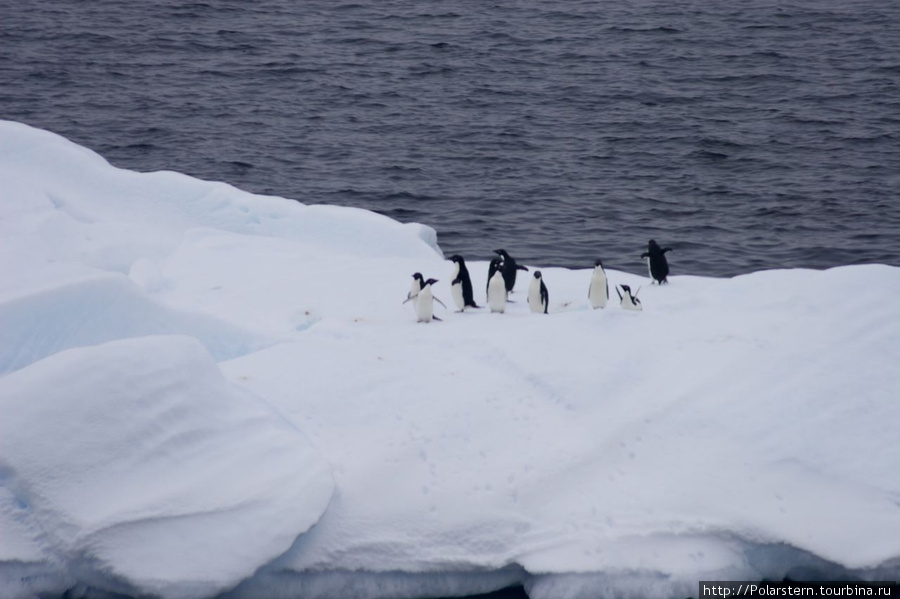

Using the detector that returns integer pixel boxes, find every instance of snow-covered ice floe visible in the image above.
[1,120,899,599]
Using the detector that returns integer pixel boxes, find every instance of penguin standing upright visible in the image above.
[406,273,425,302]
[494,249,528,293]
[588,260,609,309]
[487,268,508,313]
[528,271,549,314]
[640,240,672,284]
[415,278,447,323]
[450,276,466,312]
[487,257,503,298]
[449,255,479,309]
[616,284,643,311]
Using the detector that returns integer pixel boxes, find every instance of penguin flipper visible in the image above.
[517,265,529,271]
[402,296,414,305]
[433,297,448,309]
[640,252,649,259]
[616,286,623,301]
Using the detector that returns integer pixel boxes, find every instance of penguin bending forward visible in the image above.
[487,268,508,313]
[640,240,672,284]
[528,271,549,314]
[494,249,528,293]
[449,255,479,310]
[588,260,609,309]
[616,284,643,311]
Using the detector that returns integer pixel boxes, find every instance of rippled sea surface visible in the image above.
[2,0,898,276]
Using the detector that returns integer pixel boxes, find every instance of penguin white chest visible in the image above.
[408,280,421,311]
[527,278,543,313]
[416,286,435,322]
[487,271,507,313]
[621,294,642,312]
[450,280,465,311]
[589,269,608,309]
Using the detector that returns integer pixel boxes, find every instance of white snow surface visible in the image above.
[1,120,899,599]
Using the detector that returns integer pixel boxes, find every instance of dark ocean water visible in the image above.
[1,0,898,277]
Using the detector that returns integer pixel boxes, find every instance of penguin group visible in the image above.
[406,241,672,322]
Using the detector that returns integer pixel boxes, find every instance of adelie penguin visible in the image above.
[588,260,609,309]
[413,278,447,323]
[616,284,643,311]
[528,271,549,314]
[494,249,528,293]
[486,257,503,299]
[487,266,508,313]
[449,255,479,311]
[640,239,673,285]
[406,272,425,311]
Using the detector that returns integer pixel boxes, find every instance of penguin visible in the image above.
[415,278,447,323]
[494,249,529,293]
[588,260,609,309]
[405,272,425,309]
[487,257,503,298]
[449,255,479,309]
[640,239,672,284]
[616,284,643,311]
[487,268,508,313]
[528,271,549,314]
[450,276,466,312]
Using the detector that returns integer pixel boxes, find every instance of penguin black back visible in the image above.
[640,239,672,284]
[532,271,549,314]
[494,249,528,293]
[450,255,479,308]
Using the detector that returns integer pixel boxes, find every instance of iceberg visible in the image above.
[0,335,334,599]
[1,120,898,598]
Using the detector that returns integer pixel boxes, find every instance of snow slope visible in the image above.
[0,336,334,599]
[1,120,899,599]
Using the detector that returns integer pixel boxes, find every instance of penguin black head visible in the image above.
[450,255,464,264]
[424,278,438,287]
[648,240,659,250]
[494,249,509,259]
[594,259,603,267]
[412,272,424,282]
[620,284,632,294]
[533,271,542,279]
